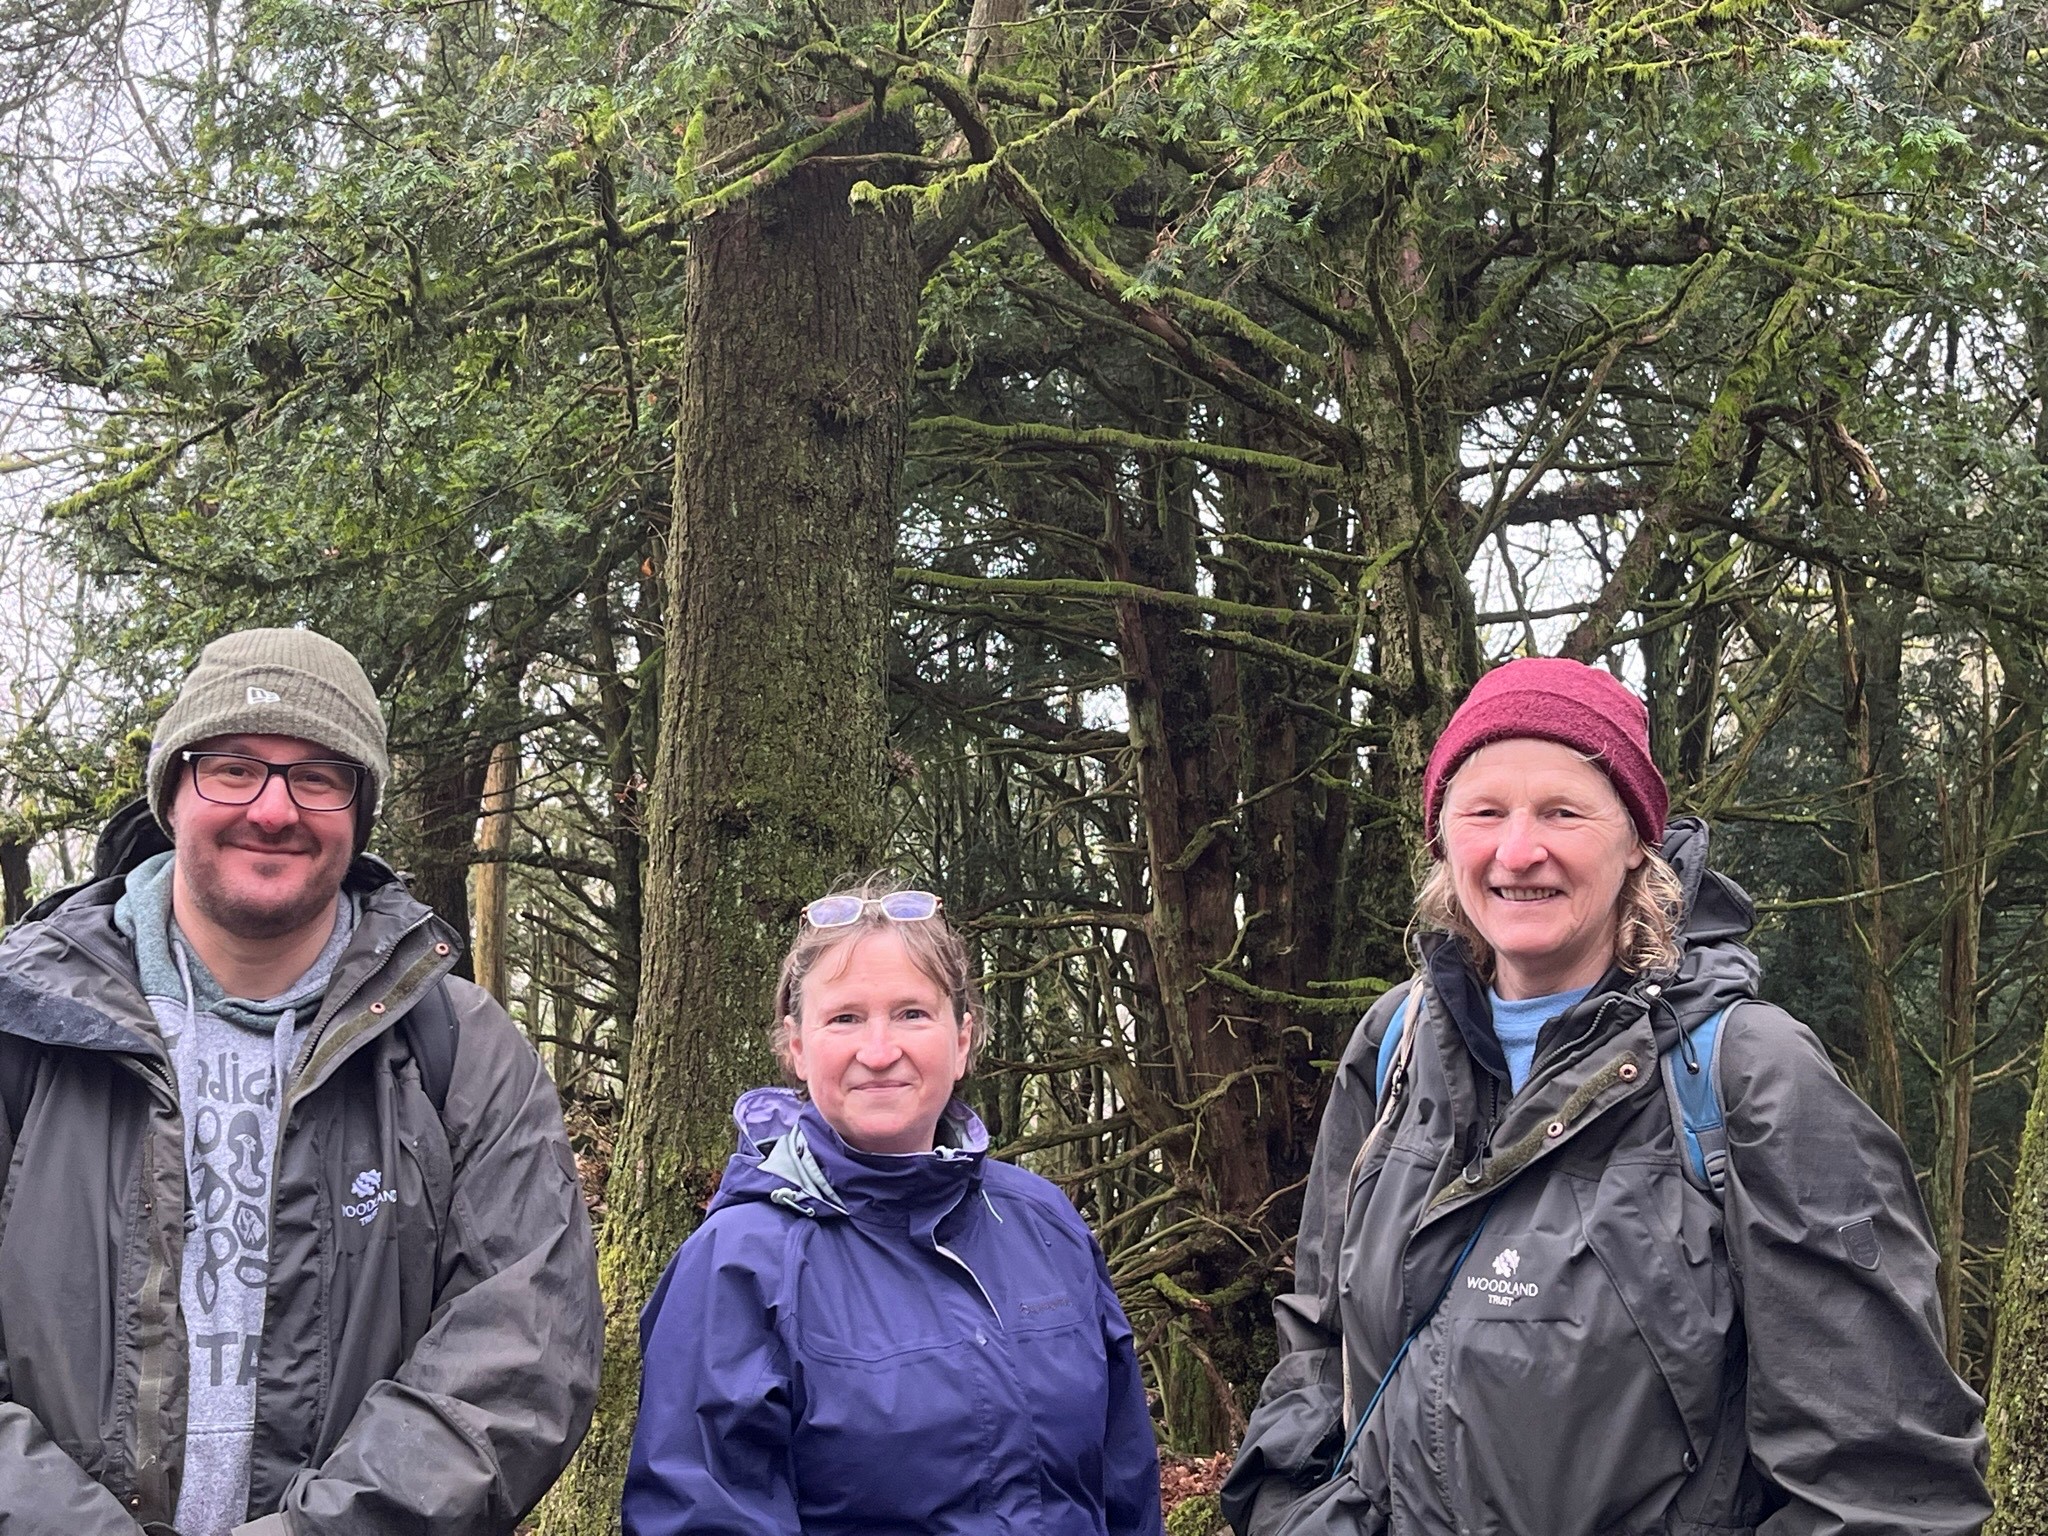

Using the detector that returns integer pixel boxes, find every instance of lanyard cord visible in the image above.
[1327,1200,1498,1485]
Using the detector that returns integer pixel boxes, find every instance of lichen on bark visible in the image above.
[1987,1020,2048,1534]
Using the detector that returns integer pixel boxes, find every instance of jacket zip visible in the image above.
[1424,1044,1647,1226]
[118,1052,181,1523]
[933,1240,1004,1323]
[924,1156,1004,1324]
[284,911,435,1098]
[1425,995,1641,1228]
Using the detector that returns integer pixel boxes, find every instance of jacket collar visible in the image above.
[714,1086,990,1236]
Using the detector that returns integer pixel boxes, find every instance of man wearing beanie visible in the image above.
[0,628,603,1536]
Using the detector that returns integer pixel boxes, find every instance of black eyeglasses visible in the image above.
[181,751,363,813]
[802,891,942,928]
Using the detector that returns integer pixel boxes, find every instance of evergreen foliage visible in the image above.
[4,0,2048,1517]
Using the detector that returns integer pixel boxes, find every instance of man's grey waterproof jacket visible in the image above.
[0,861,604,1535]
[1221,819,1990,1536]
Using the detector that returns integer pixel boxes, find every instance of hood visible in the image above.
[1655,815,1762,1021]
[1423,814,1762,1075]
[711,1087,990,1227]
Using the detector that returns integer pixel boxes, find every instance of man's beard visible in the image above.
[183,838,348,940]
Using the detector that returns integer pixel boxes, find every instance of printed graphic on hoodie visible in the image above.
[172,1036,284,1392]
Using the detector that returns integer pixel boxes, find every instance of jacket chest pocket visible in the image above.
[1341,1143,1440,1364]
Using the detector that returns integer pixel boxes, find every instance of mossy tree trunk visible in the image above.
[535,114,920,1534]
[1986,1017,2048,1534]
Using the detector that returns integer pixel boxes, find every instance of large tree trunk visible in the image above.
[1107,461,1260,1450]
[1987,1018,2048,1535]
[389,739,487,982]
[536,112,921,1535]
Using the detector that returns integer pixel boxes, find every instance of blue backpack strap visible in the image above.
[1663,1004,1734,1199]
[1374,986,1413,1101]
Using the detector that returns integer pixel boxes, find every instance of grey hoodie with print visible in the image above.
[1222,819,1989,1536]
[112,851,352,1536]
[0,855,602,1536]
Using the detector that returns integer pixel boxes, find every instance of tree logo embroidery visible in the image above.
[1468,1248,1539,1308]
[343,1168,398,1226]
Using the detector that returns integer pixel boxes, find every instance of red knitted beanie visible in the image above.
[1423,657,1668,851]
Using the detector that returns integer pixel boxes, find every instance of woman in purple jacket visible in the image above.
[622,876,1166,1536]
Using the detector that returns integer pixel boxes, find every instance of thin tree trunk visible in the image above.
[1834,572,1907,1133]
[0,837,31,927]
[588,575,645,1056]
[1932,773,1984,1367]
[472,736,518,1005]
[536,105,921,1535]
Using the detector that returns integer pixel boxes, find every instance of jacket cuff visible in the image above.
[231,1515,292,1536]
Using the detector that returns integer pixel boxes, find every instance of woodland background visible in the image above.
[5,0,2048,1528]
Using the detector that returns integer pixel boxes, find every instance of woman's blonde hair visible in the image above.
[771,872,988,1079]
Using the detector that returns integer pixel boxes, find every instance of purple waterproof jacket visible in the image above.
[622,1088,1165,1536]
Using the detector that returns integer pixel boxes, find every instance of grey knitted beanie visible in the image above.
[146,628,390,842]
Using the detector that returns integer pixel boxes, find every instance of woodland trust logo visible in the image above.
[1469,1247,1540,1307]
[343,1168,398,1227]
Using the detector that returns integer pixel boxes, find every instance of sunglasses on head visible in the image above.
[802,890,942,928]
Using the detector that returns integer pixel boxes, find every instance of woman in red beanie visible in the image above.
[1224,657,1989,1536]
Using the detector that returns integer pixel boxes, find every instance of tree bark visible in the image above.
[1833,572,1907,1134]
[471,736,517,1005]
[1931,771,1984,1367]
[0,837,31,926]
[536,109,921,1534]
[1986,1019,2048,1535]
[388,740,487,982]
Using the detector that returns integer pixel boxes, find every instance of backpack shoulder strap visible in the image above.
[1374,985,1414,1101]
[401,978,460,1115]
[1662,1003,1735,1200]
[1348,984,1419,1197]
